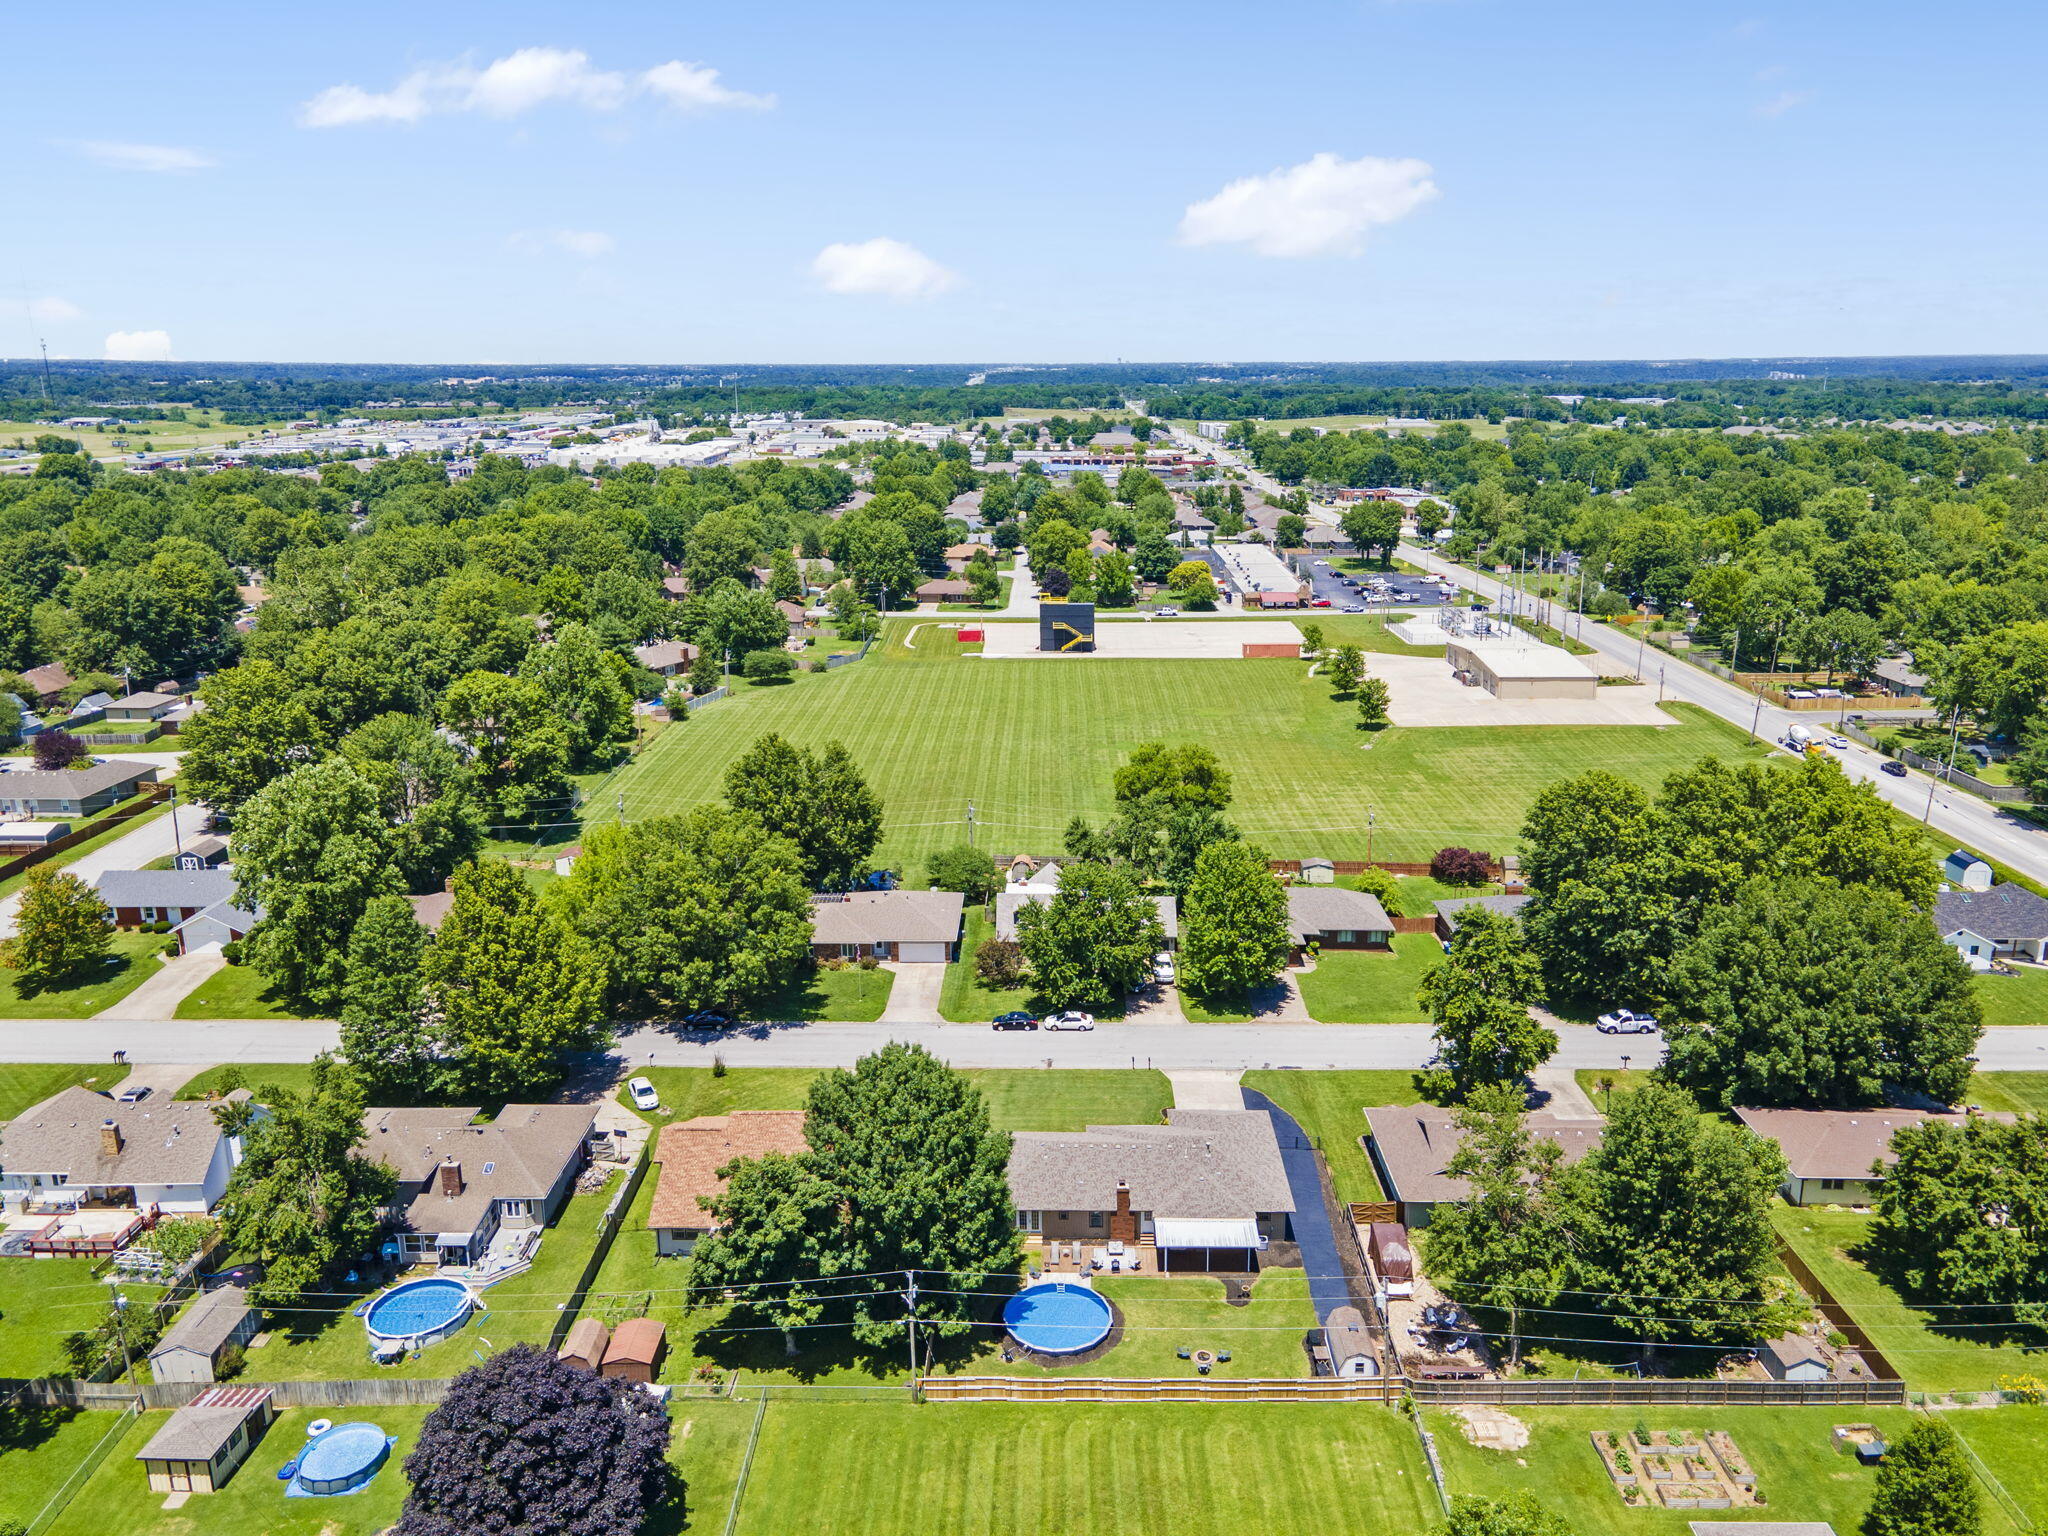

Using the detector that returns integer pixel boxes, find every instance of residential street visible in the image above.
[5,1015,2046,1072]
[0,789,210,937]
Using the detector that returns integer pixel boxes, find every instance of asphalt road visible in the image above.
[8,1015,2048,1073]
[0,788,211,938]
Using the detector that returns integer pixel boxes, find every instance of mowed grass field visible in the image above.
[604,620,1773,870]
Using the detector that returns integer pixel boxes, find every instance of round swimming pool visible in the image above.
[1003,1281,1114,1355]
[294,1421,390,1495]
[363,1276,475,1347]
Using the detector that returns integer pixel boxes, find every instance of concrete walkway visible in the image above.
[1530,1066,1603,1120]
[1001,554,1040,616]
[95,946,226,1021]
[876,961,943,1024]
[1166,1070,1245,1110]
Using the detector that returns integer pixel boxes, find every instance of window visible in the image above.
[1014,1210,1041,1233]
[141,907,158,924]
[1819,1178,1846,1192]
[1332,930,1356,944]
[500,1200,531,1219]
[1088,1211,1104,1229]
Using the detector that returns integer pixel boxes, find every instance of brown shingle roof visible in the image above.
[1006,1110,1295,1221]
[133,1387,270,1462]
[604,1317,666,1366]
[648,1112,808,1232]
[808,890,963,947]
[1287,887,1392,942]
[1363,1106,1606,1206]
[1730,1106,2014,1181]
[0,1087,241,1187]
[362,1103,596,1237]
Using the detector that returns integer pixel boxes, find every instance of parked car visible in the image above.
[992,1012,1039,1031]
[1152,952,1176,983]
[1596,1010,1659,1034]
[685,1009,736,1029]
[1310,597,1332,608]
[1155,605,1181,617]
[626,1076,661,1111]
[115,1084,152,1104]
[1881,760,1908,777]
[1043,1011,1095,1031]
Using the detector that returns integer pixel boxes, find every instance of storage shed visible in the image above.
[134,1385,273,1494]
[148,1285,257,1385]
[1367,1223,1415,1300]
[1324,1305,1380,1378]
[600,1318,667,1384]
[558,1316,611,1373]
[1761,1332,1830,1383]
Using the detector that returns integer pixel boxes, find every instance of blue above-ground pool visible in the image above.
[362,1276,475,1348]
[293,1421,391,1495]
[1004,1281,1114,1355]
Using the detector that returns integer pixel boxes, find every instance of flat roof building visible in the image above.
[1446,635,1598,700]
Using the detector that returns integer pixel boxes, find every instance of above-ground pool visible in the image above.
[362,1276,475,1348]
[1004,1281,1114,1355]
[293,1421,391,1495]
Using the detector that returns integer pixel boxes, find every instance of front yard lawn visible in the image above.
[1971,1071,2048,1114]
[1295,936,1439,1022]
[0,1061,130,1118]
[1975,965,2048,1030]
[175,1062,320,1101]
[613,1066,1171,1134]
[172,961,312,1020]
[0,931,166,1019]
[1771,1204,2047,1393]
[1241,1070,1423,1203]
[940,907,1045,1022]
[751,961,893,1022]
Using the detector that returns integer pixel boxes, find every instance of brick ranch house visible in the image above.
[647,1111,810,1257]
[808,890,964,963]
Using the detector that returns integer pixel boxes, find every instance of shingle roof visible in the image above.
[1934,884,2048,942]
[0,1087,242,1186]
[1432,894,1532,926]
[108,690,180,711]
[1364,1106,1606,1206]
[152,1285,251,1358]
[1287,887,1391,942]
[1006,1110,1295,1221]
[809,890,963,947]
[362,1103,597,1237]
[633,640,696,670]
[92,869,237,910]
[604,1317,665,1366]
[994,890,1178,942]
[1730,1106,2013,1180]
[133,1387,270,1463]
[648,1112,809,1232]
[0,760,158,802]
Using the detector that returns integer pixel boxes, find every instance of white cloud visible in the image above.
[65,140,215,173]
[299,46,771,128]
[10,296,82,324]
[510,228,617,258]
[811,238,959,301]
[1755,89,1814,118]
[1177,152,1438,259]
[104,330,173,361]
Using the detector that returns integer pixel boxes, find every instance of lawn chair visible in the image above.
[1177,1346,1191,1360]
[1216,1350,1231,1363]
[1127,1251,1143,1272]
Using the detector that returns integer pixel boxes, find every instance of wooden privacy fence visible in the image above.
[922,1373,1902,1408]
[0,785,169,882]
[1,1375,460,1411]
[1350,1202,1400,1226]
[1392,916,1440,935]
[1406,1375,1904,1407]
[922,1376,1405,1404]
[1775,1238,1905,1384]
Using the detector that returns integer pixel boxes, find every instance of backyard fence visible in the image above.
[1391,916,1440,935]
[1774,1238,1905,1385]
[1267,857,1499,879]
[1403,1375,1904,1407]
[21,1399,137,1536]
[1349,1202,1400,1226]
[1840,718,2036,804]
[921,1376,1407,1403]
[66,727,162,745]
[0,784,170,882]
[0,1374,463,1411]
[545,1141,655,1354]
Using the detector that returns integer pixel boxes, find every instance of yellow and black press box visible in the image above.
[1039,602,1096,652]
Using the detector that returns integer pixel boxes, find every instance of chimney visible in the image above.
[438,1159,463,1197]
[100,1119,123,1157]
[1110,1179,1136,1243]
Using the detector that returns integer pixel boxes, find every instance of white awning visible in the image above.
[1153,1217,1260,1250]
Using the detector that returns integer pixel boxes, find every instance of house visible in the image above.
[170,901,256,956]
[649,1111,809,1256]
[0,760,159,817]
[993,860,1180,949]
[1363,1105,1606,1227]
[558,1317,610,1372]
[148,1285,258,1384]
[19,661,74,707]
[1940,849,1993,892]
[809,890,965,963]
[1288,887,1394,955]
[915,578,973,603]
[1760,1332,1830,1383]
[1299,857,1335,885]
[601,1318,667,1383]
[632,640,697,677]
[1302,525,1353,551]
[1006,1110,1296,1273]
[1433,893,1533,942]
[1933,884,2048,965]
[93,869,239,929]
[1869,656,1928,699]
[134,1385,274,1494]
[361,1103,597,1266]
[0,1087,255,1215]
[943,542,987,570]
[407,890,454,933]
[659,576,690,600]
[1730,1106,2013,1206]
[104,690,182,722]
[171,836,230,871]
[775,598,808,632]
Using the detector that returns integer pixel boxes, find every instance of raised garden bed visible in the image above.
[1592,1428,1765,1511]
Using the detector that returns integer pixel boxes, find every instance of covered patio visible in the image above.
[1152,1217,1265,1274]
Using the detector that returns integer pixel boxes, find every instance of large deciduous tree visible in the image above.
[338,893,438,1104]
[232,757,402,1011]
[517,621,634,766]
[924,843,1001,904]
[1867,1114,2048,1316]
[722,733,883,890]
[215,1056,395,1308]
[2,867,111,993]
[1864,1419,1980,1536]
[1113,741,1232,810]
[1014,860,1164,1010]
[438,670,572,822]
[339,712,487,893]
[1661,878,1981,1108]
[177,658,326,815]
[1415,908,1553,1103]
[395,1345,674,1536]
[1179,841,1291,1000]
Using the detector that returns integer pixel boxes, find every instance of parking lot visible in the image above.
[1195,546,1456,613]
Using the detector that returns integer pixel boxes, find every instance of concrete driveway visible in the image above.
[877,961,944,1024]
[95,947,225,1021]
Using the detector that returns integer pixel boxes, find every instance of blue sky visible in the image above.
[8,0,2046,364]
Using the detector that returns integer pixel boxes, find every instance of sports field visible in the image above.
[603,620,1773,871]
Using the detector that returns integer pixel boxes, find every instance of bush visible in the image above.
[215,1342,246,1380]
[1430,846,1490,885]
[32,730,90,772]
[742,649,798,684]
[809,658,829,673]
[1348,865,1402,917]
[220,939,244,965]
[974,937,1027,988]
[925,843,1001,904]
[856,954,880,970]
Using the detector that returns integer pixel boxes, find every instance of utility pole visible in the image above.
[168,788,183,861]
[109,1283,136,1387]
[1924,707,1963,823]
[904,1270,918,1380]
[38,339,53,406]
[965,800,976,848]
[1366,807,1375,866]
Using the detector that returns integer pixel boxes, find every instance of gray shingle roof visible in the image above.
[1006,1110,1295,1221]
[809,890,964,947]
[0,760,157,802]
[363,1103,597,1238]
[1287,887,1391,942]
[1432,894,1532,926]
[1934,884,2048,942]
[152,1285,251,1358]
[92,869,238,910]
[1364,1105,1606,1206]
[133,1388,269,1462]
[994,891,1177,942]
[0,1087,244,1187]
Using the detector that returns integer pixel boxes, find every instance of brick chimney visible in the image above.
[1110,1179,1136,1243]
[100,1119,123,1157]
[438,1159,463,1197]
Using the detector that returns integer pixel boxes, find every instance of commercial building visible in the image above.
[1445,635,1598,700]
[1215,544,1308,607]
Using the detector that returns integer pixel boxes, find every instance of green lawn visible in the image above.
[726,1401,1440,1536]
[1428,1404,2032,1536]
[612,1066,1171,1133]
[597,618,1774,870]
[175,1062,320,1101]
[0,1061,130,1118]
[1770,1206,2048,1393]
[976,1268,1318,1380]
[753,962,894,1022]
[0,1408,136,1532]
[1296,937,1440,1022]
[1974,966,2048,1029]
[1241,1069,1423,1203]
[171,962,312,1021]
[1943,1406,2048,1532]
[0,1255,130,1377]
[1969,1071,2048,1114]
[0,931,166,1018]
[940,908,1039,1022]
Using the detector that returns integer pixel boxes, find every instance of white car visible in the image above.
[1827,735,1850,750]
[1153,952,1176,983]
[1043,1011,1096,1031]
[627,1076,661,1111]
[1154,605,1181,617]
[1595,1010,1660,1035]
[115,1084,152,1104]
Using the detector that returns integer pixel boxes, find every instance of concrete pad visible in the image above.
[1530,1067,1603,1121]
[1167,1070,1246,1110]
[1368,652,1677,727]
[980,618,1302,660]
[877,960,940,1024]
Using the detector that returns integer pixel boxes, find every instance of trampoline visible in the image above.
[362,1276,475,1348]
[292,1421,391,1495]
[1003,1281,1114,1355]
